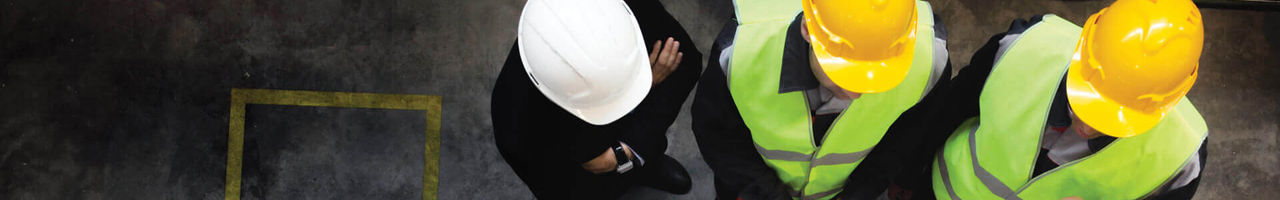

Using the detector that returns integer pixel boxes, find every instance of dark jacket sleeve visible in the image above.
[492,44,527,164]
[941,32,1010,129]
[941,16,1046,128]
[937,16,1044,125]
[692,19,793,200]
[491,42,613,166]
[493,43,588,198]
[610,0,704,163]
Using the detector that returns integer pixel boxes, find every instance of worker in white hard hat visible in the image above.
[490,0,702,198]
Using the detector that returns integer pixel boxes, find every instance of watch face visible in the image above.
[617,162,633,173]
[613,146,632,173]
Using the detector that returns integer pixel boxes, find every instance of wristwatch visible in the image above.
[613,145,634,174]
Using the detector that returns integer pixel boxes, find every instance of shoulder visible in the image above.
[710,18,740,78]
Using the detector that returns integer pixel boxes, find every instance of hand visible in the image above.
[582,144,634,174]
[648,37,683,86]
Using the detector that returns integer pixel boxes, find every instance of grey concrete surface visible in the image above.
[0,0,1276,199]
[241,105,426,199]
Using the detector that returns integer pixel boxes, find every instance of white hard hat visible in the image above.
[517,0,652,125]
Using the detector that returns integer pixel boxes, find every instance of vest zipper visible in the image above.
[1014,142,1111,193]
[796,94,815,198]
[1014,76,1086,194]
[1012,137,1189,199]
[797,91,852,199]
[1006,69,1066,196]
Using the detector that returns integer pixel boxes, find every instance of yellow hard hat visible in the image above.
[1066,0,1204,138]
[802,0,918,93]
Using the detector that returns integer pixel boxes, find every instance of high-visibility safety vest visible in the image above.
[726,1,936,199]
[929,15,1208,200]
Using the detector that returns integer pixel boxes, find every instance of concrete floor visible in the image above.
[0,0,1276,199]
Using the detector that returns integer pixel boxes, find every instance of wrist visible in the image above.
[619,142,635,160]
[613,145,634,173]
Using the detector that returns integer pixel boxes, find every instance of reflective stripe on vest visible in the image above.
[930,15,1209,200]
[727,1,936,199]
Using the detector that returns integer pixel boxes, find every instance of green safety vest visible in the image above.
[727,1,936,199]
[929,15,1208,200]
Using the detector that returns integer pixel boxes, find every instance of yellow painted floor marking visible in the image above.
[225,88,442,200]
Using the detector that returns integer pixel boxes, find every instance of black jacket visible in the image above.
[691,13,953,200]
[490,0,702,198]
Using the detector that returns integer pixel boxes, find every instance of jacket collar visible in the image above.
[778,13,821,94]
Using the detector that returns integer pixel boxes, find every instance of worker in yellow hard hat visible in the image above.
[691,0,953,199]
[926,0,1208,199]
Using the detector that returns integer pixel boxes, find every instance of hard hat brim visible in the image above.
[564,66,651,126]
[809,6,918,94]
[814,39,915,94]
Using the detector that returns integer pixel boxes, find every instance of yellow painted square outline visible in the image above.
[225,88,442,200]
